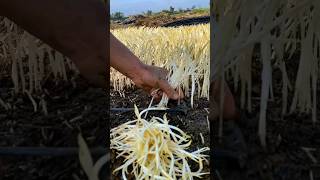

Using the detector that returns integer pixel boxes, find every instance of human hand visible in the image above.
[211,80,239,120]
[131,64,184,101]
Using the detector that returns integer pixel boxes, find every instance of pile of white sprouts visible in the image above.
[110,105,210,180]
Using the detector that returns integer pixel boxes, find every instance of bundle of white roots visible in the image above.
[110,105,210,180]
[0,18,78,94]
[111,25,210,106]
[212,0,320,147]
[157,54,199,108]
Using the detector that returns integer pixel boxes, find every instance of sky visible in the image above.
[110,0,209,16]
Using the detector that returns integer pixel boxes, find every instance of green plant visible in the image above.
[146,10,153,16]
[191,8,209,14]
[111,11,125,21]
[169,6,175,14]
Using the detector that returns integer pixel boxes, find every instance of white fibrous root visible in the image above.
[110,105,210,180]
[0,18,79,94]
[212,0,320,147]
[157,53,197,108]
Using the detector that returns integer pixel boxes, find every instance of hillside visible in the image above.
[110,7,210,29]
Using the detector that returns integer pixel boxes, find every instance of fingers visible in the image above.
[150,89,162,101]
[156,67,184,100]
[158,80,183,100]
[140,65,184,101]
[150,88,183,102]
[177,87,184,99]
[211,80,238,120]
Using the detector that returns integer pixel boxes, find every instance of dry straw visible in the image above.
[212,0,320,147]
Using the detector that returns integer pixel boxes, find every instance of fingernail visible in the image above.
[151,91,156,96]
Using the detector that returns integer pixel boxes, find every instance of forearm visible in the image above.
[110,33,146,81]
[0,0,107,87]
[110,34,181,100]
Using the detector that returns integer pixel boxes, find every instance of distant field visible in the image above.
[111,8,210,29]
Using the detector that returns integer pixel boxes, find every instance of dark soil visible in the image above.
[215,55,320,180]
[0,76,108,180]
[110,88,210,179]
[161,16,210,27]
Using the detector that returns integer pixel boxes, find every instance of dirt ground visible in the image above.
[215,54,320,180]
[0,76,108,180]
[110,88,210,179]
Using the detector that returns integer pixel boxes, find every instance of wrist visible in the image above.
[128,62,148,84]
